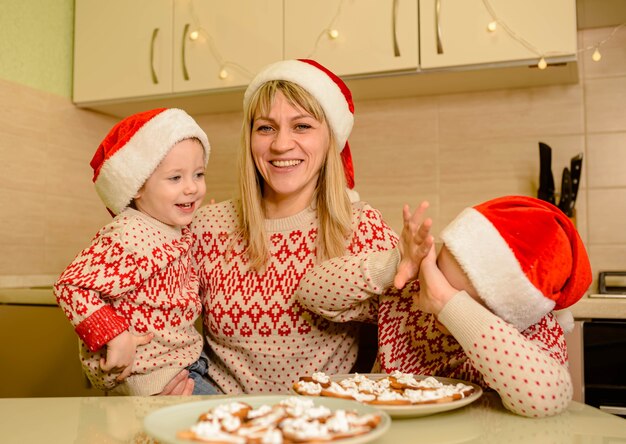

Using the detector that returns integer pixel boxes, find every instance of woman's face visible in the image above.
[251,91,330,215]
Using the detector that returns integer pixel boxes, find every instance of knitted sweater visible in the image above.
[296,249,573,418]
[54,209,203,395]
[190,200,398,394]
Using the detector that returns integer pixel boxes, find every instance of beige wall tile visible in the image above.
[438,84,584,142]
[585,76,626,133]
[587,188,626,244]
[586,132,626,188]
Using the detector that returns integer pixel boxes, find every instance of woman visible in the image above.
[189,59,432,394]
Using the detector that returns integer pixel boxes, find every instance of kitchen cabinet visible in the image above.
[73,0,579,117]
[74,0,282,103]
[73,0,173,102]
[284,0,418,77]
[419,0,577,69]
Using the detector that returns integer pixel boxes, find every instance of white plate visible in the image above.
[325,374,483,418]
[143,395,391,444]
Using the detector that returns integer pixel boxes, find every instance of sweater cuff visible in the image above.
[75,305,129,352]
[437,291,496,347]
[364,248,401,291]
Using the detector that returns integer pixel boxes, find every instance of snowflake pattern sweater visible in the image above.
[190,200,398,394]
[54,209,203,395]
[296,249,573,418]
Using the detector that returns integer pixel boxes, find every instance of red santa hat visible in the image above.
[440,195,591,332]
[243,59,356,196]
[90,108,210,215]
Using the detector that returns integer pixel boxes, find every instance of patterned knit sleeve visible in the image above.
[438,291,573,418]
[54,234,139,352]
[296,203,399,323]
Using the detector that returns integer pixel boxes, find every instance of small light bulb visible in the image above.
[189,30,199,41]
[487,21,497,32]
[537,57,547,70]
[218,68,228,79]
[592,48,602,62]
[328,29,339,39]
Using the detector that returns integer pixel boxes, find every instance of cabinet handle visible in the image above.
[392,0,400,57]
[435,0,444,54]
[150,28,159,84]
[182,23,190,81]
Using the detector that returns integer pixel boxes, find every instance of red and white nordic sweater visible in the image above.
[190,200,398,394]
[296,248,573,418]
[54,209,203,395]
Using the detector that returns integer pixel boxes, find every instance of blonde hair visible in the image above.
[236,80,353,269]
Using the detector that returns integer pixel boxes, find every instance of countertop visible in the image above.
[2,287,626,319]
[1,393,624,443]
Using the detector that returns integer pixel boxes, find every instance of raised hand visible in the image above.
[394,201,434,289]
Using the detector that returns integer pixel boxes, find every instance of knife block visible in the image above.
[569,208,577,229]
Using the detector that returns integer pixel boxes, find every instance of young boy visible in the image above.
[55,108,220,395]
[378,195,592,417]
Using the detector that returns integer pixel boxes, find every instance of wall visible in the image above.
[0,0,74,98]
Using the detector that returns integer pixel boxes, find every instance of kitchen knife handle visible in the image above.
[436,0,444,54]
[392,0,400,57]
[150,28,159,84]
[182,23,190,81]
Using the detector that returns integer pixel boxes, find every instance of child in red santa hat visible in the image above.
[377,195,592,417]
[55,108,220,395]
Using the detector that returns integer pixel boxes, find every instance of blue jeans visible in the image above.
[187,352,222,395]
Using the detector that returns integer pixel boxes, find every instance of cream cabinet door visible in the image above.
[73,0,173,103]
[420,0,577,69]
[173,0,283,92]
[284,0,418,77]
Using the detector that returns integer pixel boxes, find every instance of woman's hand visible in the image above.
[394,201,434,289]
[415,247,458,315]
[157,370,194,396]
[100,331,154,382]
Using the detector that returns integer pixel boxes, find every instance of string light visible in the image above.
[591,48,602,62]
[306,0,346,58]
[537,57,547,70]
[578,23,624,63]
[185,0,255,81]
[487,21,497,32]
[328,29,340,39]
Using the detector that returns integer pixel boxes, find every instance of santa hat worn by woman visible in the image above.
[243,59,358,201]
[90,108,210,215]
[441,195,592,333]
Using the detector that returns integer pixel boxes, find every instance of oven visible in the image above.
[582,319,626,417]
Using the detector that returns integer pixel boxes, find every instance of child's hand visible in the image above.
[415,247,457,315]
[100,331,154,382]
[394,201,434,289]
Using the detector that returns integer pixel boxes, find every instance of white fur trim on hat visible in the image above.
[243,59,354,151]
[441,207,556,332]
[94,109,209,215]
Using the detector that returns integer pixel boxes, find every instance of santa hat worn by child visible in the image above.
[90,108,210,215]
[243,59,358,201]
[440,195,592,333]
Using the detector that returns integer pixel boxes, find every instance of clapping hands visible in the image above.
[394,201,434,290]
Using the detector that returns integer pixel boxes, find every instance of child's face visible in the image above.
[134,138,206,229]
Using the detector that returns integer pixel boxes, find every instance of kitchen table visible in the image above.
[1,392,624,443]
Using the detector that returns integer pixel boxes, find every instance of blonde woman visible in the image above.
[186,59,432,395]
